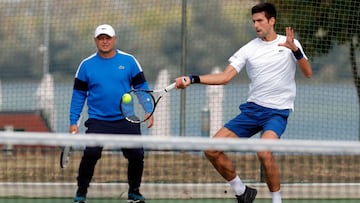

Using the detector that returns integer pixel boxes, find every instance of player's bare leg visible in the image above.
[205,149,237,180]
[257,130,282,203]
[204,128,238,181]
[204,128,257,203]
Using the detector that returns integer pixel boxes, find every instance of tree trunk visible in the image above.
[349,41,360,140]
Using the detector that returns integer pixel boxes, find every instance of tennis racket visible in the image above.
[60,115,82,168]
[120,82,177,123]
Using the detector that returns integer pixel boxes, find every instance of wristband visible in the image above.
[189,74,200,84]
[292,48,304,60]
[189,74,193,83]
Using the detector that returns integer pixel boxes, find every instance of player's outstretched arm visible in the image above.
[175,65,238,89]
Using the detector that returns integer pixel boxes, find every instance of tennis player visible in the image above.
[175,2,312,203]
[69,24,152,203]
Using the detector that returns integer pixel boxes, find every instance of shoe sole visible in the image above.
[127,200,145,203]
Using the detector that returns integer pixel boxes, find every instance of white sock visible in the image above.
[271,190,282,203]
[229,176,246,196]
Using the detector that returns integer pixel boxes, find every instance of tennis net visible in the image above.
[0,131,359,202]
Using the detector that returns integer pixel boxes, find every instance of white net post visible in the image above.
[4,125,14,155]
[151,69,171,136]
[200,107,210,137]
[207,67,224,137]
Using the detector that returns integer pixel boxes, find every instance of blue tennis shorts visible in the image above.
[224,102,290,138]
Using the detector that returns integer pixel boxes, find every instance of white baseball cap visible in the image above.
[94,24,116,38]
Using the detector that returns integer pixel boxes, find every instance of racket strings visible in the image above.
[121,90,156,123]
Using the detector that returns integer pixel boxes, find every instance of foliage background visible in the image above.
[1,0,358,83]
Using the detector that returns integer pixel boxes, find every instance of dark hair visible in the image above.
[251,2,277,20]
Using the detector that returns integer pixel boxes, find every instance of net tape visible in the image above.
[1,131,360,154]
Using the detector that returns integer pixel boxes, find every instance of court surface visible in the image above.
[0,198,359,203]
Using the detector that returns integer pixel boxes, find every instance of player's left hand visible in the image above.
[278,27,298,51]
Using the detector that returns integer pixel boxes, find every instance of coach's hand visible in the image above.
[145,113,154,128]
[69,125,79,134]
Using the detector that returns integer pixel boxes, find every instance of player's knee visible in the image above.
[204,149,222,161]
[257,151,273,163]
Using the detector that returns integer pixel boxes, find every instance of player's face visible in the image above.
[95,34,116,55]
[252,12,275,41]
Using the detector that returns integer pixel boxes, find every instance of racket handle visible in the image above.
[165,82,176,92]
[165,78,186,92]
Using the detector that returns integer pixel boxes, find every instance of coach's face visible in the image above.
[94,34,116,57]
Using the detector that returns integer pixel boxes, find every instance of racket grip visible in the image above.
[165,82,176,92]
[165,78,186,92]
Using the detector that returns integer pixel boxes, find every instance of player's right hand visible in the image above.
[175,76,190,89]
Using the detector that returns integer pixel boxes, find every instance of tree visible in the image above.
[272,0,360,137]
[161,0,250,75]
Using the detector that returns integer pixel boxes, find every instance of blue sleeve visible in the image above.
[69,89,86,125]
[132,72,150,90]
[129,58,152,113]
[69,63,88,125]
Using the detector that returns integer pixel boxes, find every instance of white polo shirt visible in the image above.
[229,35,307,111]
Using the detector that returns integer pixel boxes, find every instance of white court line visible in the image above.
[0,182,359,199]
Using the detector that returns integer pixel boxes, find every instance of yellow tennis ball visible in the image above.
[122,93,132,104]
